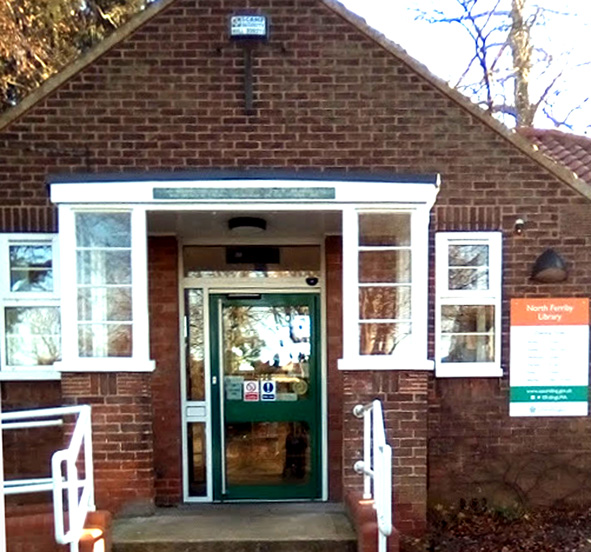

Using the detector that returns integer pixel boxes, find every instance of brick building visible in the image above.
[2,0,591,540]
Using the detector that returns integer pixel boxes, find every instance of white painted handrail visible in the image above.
[1,405,95,552]
[353,400,392,552]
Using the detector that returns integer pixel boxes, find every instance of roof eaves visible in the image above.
[0,0,178,133]
[322,0,591,202]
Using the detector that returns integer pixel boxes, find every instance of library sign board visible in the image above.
[510,298,589,417]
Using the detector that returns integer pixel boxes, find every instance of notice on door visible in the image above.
[261,380,276,401]
[510,298,589,417]
[243,380,260,402]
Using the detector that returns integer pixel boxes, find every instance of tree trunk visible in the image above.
[509,0,535,127]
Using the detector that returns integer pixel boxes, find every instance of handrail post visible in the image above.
[363,408,371,499]
[353,400,393,552]
[2,405,94,551]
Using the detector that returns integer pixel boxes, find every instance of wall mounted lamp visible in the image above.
[531,249,568,283]
[514,218,525,236]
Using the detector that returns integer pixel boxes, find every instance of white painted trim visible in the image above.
[435,232,503,378]
[58,207,154,372]
[51,179,439,206]
[340,206,433,371]
[0,370,61,381]
[0,233,61,377]
[180,270,327,503]
[53,359,155,372]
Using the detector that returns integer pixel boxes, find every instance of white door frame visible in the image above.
[179,243,328,503]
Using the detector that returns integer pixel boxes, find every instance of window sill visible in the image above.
[0,370,61,381]
[338,357,434,371]
[435,364,503,378]
[53,359,156,373]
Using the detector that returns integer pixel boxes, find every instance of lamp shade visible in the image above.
[531,249,567,283]
[228,216,267,235]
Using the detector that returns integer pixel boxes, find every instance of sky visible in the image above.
[339,0,591,134]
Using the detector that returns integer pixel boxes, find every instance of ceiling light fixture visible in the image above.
[228,216,267,235]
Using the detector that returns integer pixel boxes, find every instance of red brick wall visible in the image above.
[1,382,63,508]
[148,236,182,505]
[343,371,428,537]
[1,0,591,533]
[61,373,155,514]
[326,236,344,501]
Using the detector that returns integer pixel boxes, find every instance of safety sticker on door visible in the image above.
[261,380,276,402]
[243,380,260,402]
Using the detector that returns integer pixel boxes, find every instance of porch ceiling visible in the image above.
[147,210,342,241]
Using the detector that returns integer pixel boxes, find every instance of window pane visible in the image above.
[187,423,207,496]
[441,305,495,363]
[440,335,494,363]
[186,290,205,401]
[449,244,489,267]
[9,245,53,292]
[441,305,495,333]
[76,251,132,285]
[359,213,410,246]
[359,286,411,320]
[359,322,411,355]
[448,268,489,290]
[77,288,132,322]
[5,307,61,366]
[359,250,411,283]
[76,212,131,248]
[78,324,132,357]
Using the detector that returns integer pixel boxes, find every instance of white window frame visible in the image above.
[0,233,61,380]
[54,205,154,372]
[339,204,432,371]
[435,232,502,378]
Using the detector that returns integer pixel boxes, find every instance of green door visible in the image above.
[210,293,321,501]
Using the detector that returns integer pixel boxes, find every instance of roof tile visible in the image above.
[518,128,591,185]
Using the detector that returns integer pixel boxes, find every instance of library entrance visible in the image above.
[181,241,327,502]
[209,293,321,500]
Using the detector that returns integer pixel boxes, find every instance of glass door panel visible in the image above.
[211,293,320,501]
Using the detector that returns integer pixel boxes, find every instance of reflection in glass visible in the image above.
[76,251,132,285]
[75,212,131,248]
[10,245,53,292]
[5,307,61,366]
[75,212,133,358]
[188,423,207,496]
[186,290,205,401]
[225,422,310,486]
[222,305,311,401]
[78,323,132,357]
[77,288,132,322]
[359,322,411,355]
[448,244,489,290]
[449,245,489,266]
[359,250,411,283]
[359,212,410,247]
[359,286,411,320]
[441,305,495,363]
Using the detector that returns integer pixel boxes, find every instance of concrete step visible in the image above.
[112,503,357,552]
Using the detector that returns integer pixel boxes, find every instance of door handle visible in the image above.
[212,376,218,385]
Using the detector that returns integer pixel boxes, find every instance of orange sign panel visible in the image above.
[511,298,589,326]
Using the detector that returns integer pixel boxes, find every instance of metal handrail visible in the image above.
[353,400,392,552]
[1,405,95,552]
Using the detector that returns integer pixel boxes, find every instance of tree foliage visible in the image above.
[0,0,150,111]
[418,0,590,130]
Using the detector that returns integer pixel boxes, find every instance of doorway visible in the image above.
[209,293,321,500]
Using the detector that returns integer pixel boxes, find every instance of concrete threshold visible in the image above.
[113,503,357,545]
